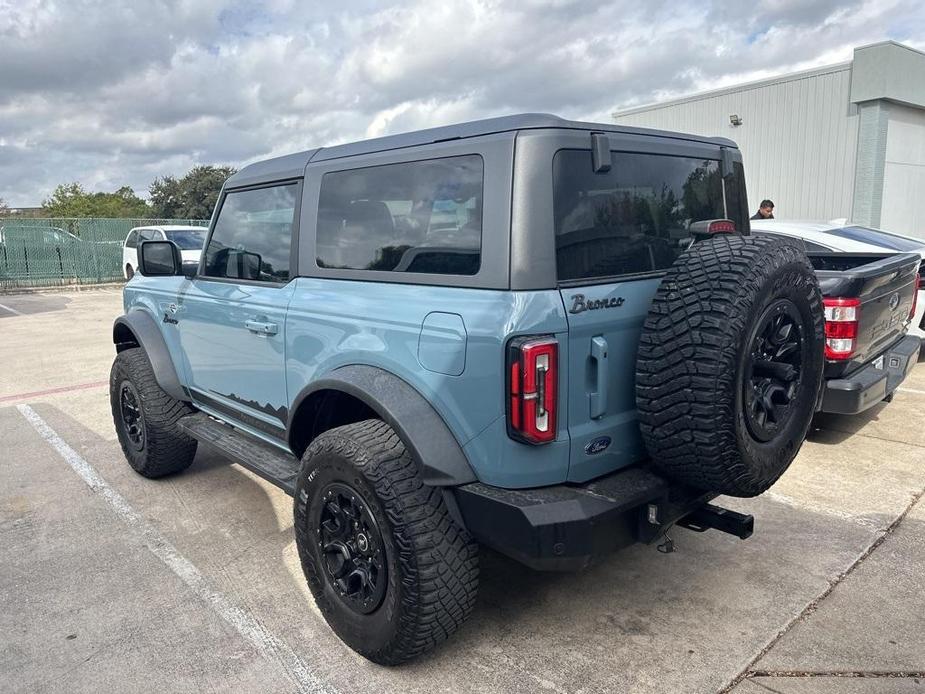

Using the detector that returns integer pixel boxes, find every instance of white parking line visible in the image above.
[0,301,24,316]
[898,387,925,396]
[16,404,336,694]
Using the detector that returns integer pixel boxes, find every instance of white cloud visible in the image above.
[0,0,922,205]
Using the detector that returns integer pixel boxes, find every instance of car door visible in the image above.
[176,180,301,442]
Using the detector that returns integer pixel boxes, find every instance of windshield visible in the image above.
[164,229,206,250]
[822,226,924,252]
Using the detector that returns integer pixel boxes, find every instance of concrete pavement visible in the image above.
[1,289,923,693]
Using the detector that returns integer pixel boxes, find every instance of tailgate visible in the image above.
[558,279,660,483]
[816,252,920,373]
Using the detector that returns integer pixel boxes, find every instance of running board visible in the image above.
[177,412,300,495]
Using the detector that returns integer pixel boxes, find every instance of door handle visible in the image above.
[589,336,608,419]
[245,319,278,336]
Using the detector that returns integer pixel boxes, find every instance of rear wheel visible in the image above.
[636,234,825,497]
[125,264,134,280]
[110,348,197,477]
[294,419,478,665]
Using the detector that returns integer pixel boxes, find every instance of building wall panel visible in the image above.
[614,67,859,221]
[881,103,925,238]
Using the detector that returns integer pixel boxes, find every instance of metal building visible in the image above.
[612,41,925,239]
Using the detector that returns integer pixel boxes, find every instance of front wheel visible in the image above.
[110,348,197,477]
[294,419,479,665]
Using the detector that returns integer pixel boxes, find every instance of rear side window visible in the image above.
[126,230,138,248]
[553,150,729,282]
[824,226,923,252]
[203,183,297,283]
[316,155,483,275]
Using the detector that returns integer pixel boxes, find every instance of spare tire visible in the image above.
[635,234,825,497]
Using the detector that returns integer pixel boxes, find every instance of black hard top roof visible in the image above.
[226,113,737,188]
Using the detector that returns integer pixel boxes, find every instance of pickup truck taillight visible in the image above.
[823,297,861,360]
[910,273,920,321]
[507,336,558,444]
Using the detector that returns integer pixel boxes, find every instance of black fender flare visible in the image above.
[289,365,477,487]
[112,311,188,402]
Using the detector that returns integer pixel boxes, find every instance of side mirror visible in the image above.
[138,240,182,276]
[237,250,262,280]
[223,248,262,280]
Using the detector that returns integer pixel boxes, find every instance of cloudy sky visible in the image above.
[1,0,923,206]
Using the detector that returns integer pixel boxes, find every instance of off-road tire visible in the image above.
[294,419,479,665]
[110,347,197,477]
[636,234,825,497]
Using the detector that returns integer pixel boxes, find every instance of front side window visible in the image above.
[43,229,63,244]
[203,183,297,283]
[316,155,483,275]
[553,150,739,282]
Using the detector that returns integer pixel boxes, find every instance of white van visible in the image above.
[123,225,207,279]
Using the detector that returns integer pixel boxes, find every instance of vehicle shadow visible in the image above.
[805,402,890,445]
[0,292,72,317]
[23,404,918,693]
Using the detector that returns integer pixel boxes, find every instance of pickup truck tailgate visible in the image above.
[813,251,920,375]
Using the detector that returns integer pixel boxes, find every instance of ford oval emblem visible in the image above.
[584,436,611,455]
[889,292,900,311]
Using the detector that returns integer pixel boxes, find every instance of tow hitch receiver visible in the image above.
[678,504,754,540]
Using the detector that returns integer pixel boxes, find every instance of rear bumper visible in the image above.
[453,467,715,571]
[820,335,921,415]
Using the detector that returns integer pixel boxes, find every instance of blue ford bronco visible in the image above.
[110,114,920,664]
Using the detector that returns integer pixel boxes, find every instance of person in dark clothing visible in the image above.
[751,199,775,220]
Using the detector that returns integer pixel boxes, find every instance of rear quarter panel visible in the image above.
[284,279,572,488]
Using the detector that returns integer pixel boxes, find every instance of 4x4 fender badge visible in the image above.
[584,436,611,455]
[569,293,625,314]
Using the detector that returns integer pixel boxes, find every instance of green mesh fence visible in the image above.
[0,218,209,290]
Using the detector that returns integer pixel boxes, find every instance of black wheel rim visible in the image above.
[119,381,146,452]
[743,299,805,443]
[316,483,387,615]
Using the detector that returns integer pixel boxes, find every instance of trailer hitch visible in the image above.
[677,504,754,540]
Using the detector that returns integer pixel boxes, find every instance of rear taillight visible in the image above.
[910,273,920,320]
[507,336,558,444]
[823,297,860,360]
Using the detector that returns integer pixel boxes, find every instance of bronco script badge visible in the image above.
[569,293,625,314]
